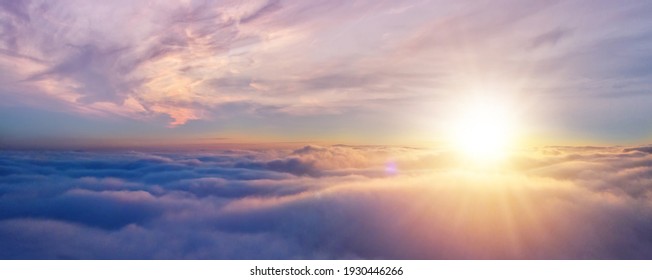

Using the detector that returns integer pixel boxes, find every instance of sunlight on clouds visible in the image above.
[150,104,201,127]
[1,145,652,258]
[1,0,652,261]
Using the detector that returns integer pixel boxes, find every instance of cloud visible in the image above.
[624,146,652,154]
[0,0,430,126]
[530,28,572,49]
[1,145,652,259]
[4,0,651,130]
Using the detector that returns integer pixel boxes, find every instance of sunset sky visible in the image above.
[1,0,651,148]
[2,0,652,260]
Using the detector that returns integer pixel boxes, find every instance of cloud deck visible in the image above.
[1,145,651,259]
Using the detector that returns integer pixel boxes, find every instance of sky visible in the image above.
[2,0,652,260]
[1,0,652,148]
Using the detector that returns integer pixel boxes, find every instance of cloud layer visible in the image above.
[1,145,652,259]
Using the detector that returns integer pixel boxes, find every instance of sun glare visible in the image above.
[448,96,517,163]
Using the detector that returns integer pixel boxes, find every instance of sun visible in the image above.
[447,96,517,162]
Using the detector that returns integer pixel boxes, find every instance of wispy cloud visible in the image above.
[1,0,652,143]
